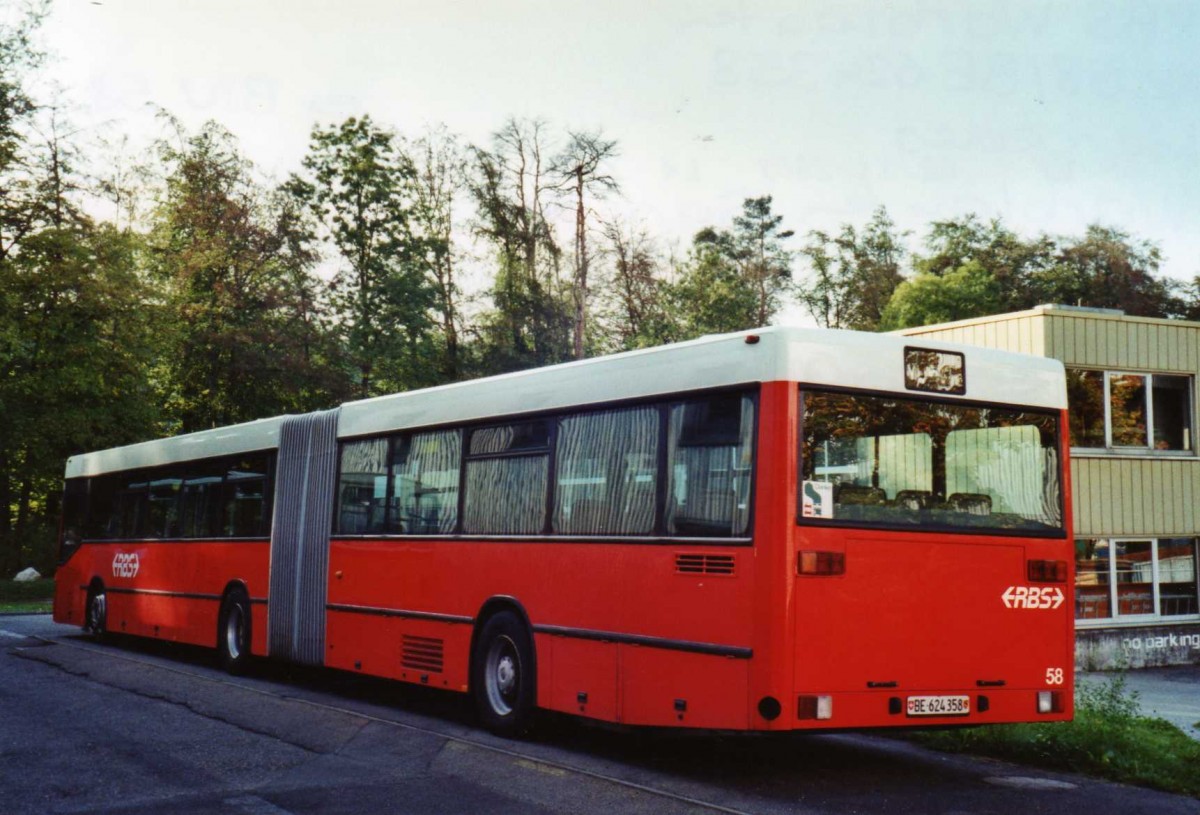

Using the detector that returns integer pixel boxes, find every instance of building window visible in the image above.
[1066,369,1193,452]
[1074,537,1199,621]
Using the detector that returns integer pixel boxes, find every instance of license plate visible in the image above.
[906,695,971,717]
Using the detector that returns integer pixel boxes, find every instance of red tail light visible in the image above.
[798,551,845,576]
[1027,559,1067,583]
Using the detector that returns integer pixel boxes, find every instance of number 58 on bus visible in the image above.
[54,326,1073,734]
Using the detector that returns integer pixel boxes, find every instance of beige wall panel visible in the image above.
[1113,321,1129,370]
[1030,317,1045,355]
[1071,458,1086,534]
[1074,457,1200,538]
[1083,319,1098,368]
[1122,460,1138,534]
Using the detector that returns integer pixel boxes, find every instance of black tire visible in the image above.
[84,584,106,640]
[471,610,537,737]
[217,589,252,675]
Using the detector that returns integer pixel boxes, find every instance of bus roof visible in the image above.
[65,325,1066,478]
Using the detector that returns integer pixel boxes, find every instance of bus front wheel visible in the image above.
[471,611,536,736]
[217,589,252,675]
[85,584,106,640]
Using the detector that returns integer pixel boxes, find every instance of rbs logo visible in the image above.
[112,552,139,579]
[1001,585,1064,609]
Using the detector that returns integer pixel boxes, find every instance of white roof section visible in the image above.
[65,415,287,479]
[337,325,1067,439]
[65,326,1066,478]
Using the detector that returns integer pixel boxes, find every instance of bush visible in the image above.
[914,674,1200,797]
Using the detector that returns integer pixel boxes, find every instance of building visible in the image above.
[901,305,1200,670]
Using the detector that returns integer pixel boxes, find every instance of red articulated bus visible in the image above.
[54,326,1074,734]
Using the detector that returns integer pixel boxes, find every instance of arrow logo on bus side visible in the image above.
[1002,585,1064,609]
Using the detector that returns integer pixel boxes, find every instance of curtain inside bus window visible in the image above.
[800,389,1062,534]
[1158,538,1198,615]
[665,392,755,537]
[223,456,268,537]
[463,421,549,535]
[553,406,659,536]
[389,430,461,534]
[338,439,389,535]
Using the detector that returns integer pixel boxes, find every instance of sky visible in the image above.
[32,0,1200,308]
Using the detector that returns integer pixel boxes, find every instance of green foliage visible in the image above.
[915,674,1200,797]
[879,261,1002,330]
[798,206,906,330]
[148,121,349,431]
[0,577,54,612]
[666,196,795,340]
[669,238,760,337]
[1029,225,1177,318]
[469,118,572,374]
[299,115,436,396]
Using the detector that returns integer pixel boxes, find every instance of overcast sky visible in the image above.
[36,0,1200,295]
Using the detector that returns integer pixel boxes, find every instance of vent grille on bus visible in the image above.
[675,553,736,576]
[401,635,444,673]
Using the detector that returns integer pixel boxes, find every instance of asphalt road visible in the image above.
[2,614,1197,815]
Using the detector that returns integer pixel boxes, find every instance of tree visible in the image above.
[669,229,760,338]
[731,196,794,325]
[552,131,618,359]
[879,260,1003,329]
[798,206,906,330]
[299,115,436,397]
[915,214,1055,312]
[411,126,468,381]
[469,118,570,373]
[595,219,675,351]
[148,120,347,431]
[1029,225,1177,318]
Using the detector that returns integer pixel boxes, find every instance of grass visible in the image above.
[914,674,1200,798]
[0,579,55,613]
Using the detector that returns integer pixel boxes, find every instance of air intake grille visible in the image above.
[401,635,444,673]
[675,553,735,576]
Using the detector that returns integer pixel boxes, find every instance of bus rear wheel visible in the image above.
[217,589,252,675]
[471,611,536,736]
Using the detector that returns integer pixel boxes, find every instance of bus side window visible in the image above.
[222,456,269,538]
[389,430,461,535]
[552,406,658,536]
[85,474,118,540]
[665,392,756,537]
[338,439,389,535]
[179,470,223,539]
[463,421,550,535]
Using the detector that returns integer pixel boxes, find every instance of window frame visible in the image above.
[332,385,759,545]
[1068,368,1195,456]
[795,383,1068,539]
[1075,536,1200,626]
[73,451,275,544]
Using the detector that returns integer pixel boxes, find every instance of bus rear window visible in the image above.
[800,389,1063,534]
